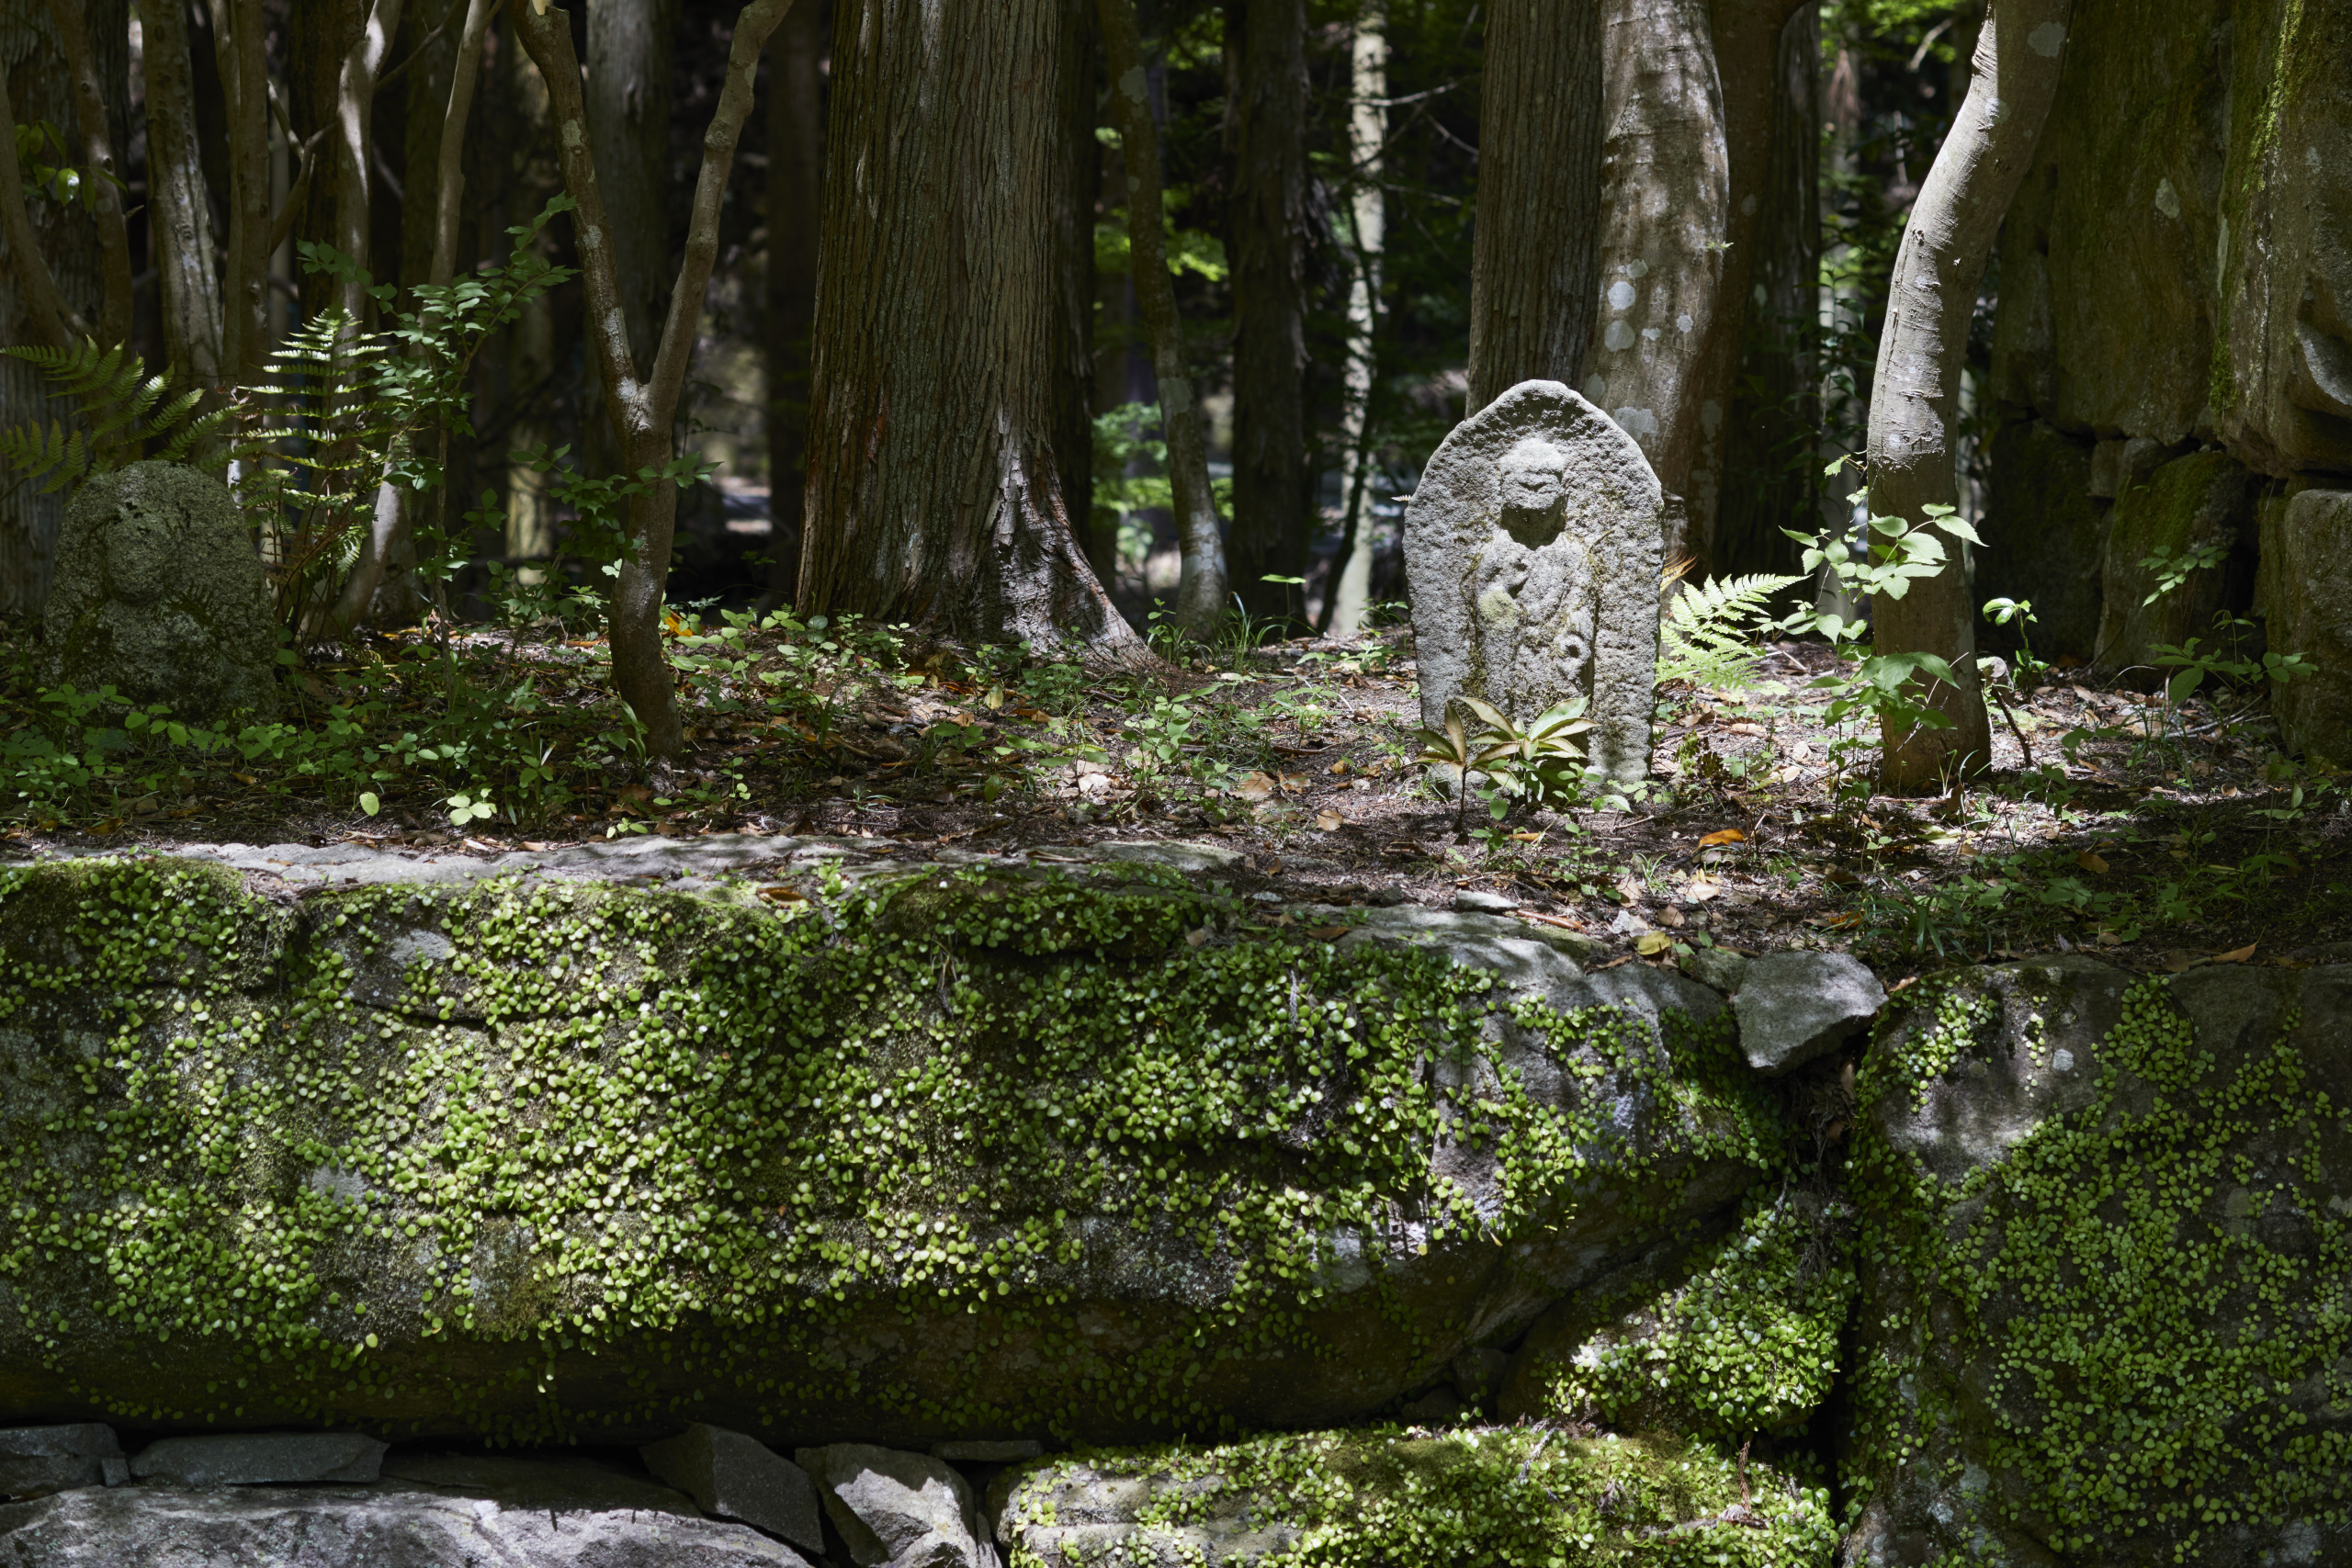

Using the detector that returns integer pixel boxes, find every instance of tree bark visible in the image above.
[514,0,795,756]
[0,58,88,350]
[1098,0,1227,636]
[333,0,407,321]
[1868,0,2069,791]
[1048,0,1099,611]
[1465,0,1600,412]
[211,0,275,384]
[42,0,134,351]
[585,0,676,370]
[759,0,825,613]
[1588,0,1726,573]
[1324,2,1385,637]
[426,0,497,287]
[288,0,368,309]
[142,0,228,384]
[1222,0,1310,625]
[798,0,1153,667]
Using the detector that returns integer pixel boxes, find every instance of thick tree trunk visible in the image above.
[760,0,825,612]
[585,0,676,369]
[212,0,276,384]
[1324,3,1385,637]
[43,0,135,351]
[1098,0,1227,636]
[515,0,793,755]
[1222,0,1310,625]
[1465,0,1601,412]
[143,0,228,384]
[1710,2,1820,581]
[1869,0,2069,791]
[1588,0,1727,570]
[799,0,1152,667]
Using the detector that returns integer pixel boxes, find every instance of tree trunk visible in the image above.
[289,0,368,311]
[212,0,276,384]
[1587,0,1729,570]
[760,0,825,613]
[1465,0,1600,412]
[585,0,676,369]
[42,0,135,351]
[514,0,794,756]
[1869,0,2069,791]
[1709,1,1819,582]
[1049,0,1099,615]
[799,0,1153,667]
[143,0,229,384]
[332,0,406,321]
[1222,0,1310,625]
[1098,0,1227,636]
[1324,2,1385,637]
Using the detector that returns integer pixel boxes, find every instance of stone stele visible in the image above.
[41,460,277,719]
[1404,380,1663,784]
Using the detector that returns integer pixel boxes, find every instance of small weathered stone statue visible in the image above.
[41,461,278,718]
[1405,380,1663,783]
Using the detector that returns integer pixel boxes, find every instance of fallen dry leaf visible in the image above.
[1307,925,1348,941]
[1724,721,1766,737]
[1328,759,1351,774]
[1314,808,1345,831]
[1185,927,1211,948]
[2212,942,2257,964]
[1634,931,1675,956]
[1235,772,1277,802]
[2076,849,2110,874]
[1697,829,1747,848]
[1657,906,1687,928]
[1683,875,1723,904]
[756,885,808,904]
[1279,773,1313,793]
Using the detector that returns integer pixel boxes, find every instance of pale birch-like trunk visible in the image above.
[515,0,796,755]
[800,0,1152,667]
[1098,0,1227,636]
[1324,5,1385,638]
[1223,0,1311,625]
[1868,0,2070,790]
[1466,0,1600,412]
[142,0,228,384]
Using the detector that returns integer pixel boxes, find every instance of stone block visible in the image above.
[130,1432,386,1486]
[1730,951,1883,1075]
[2092,449,2261,687]
[2262,486,2352,762]
[641,1425,823,1553]
[796,1444,990,1568]
[0,1425,120,1500]
[1978,418,2106,665]
[930,1440,1042,1464]
[40,461,278,719]
[1404,380,1664,784]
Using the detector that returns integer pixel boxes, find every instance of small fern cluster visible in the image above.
[1658,571,1803,691]
[0,340,232,494]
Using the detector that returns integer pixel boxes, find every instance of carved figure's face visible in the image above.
[1497,437,1570,513]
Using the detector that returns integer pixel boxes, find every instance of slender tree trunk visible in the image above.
[1099,0,1227,636]
[1588,0,1728,570]
[585,0,676,368]
[1869,0,2069,791]
[1222,0,1310,625]
[0,59,87,350]
[289,0,368,310]
[212,0,275,384]
[799,0,1153,667]
[333,0,407,321]
[1465,0,1601,412]
[42,0,135,351]
[143,0,228,384]
[1325,3,1385,637]
[1050,0,1100,610]
[760,0,824,613]
[514,0,794,755]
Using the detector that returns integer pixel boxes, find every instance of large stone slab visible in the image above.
[644,1424,823,1552]
[1404,379,1665,784]
[0,1461,812,1566]
[0,1425,121,1500]
[1845,955,2352,1566]
[130,1431,386,1486]
[1730,951,1884,1076]
[40,461,278,719]
[797,1443,991,1568]
[2090,450,2260,688]
[2258,485,2352,763]
[989,1428,1839,1565]
[1976,419,2108,665]
[0,848,1783,1448]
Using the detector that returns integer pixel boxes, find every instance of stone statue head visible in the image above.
[1496,436,1571,547]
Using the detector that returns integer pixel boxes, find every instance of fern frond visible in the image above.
[1658,571,1804,691]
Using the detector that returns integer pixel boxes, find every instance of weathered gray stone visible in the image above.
[2258,486,2352,762]
[130,1431,387,1486]
[0,1425,119,1500]
[1451,887,1521,914]
[40,461,277,719]
[0,1461,812,1566]
[2091,449,2260,688]
[1729,951,1883,1075]
[643,1424,823,1553]
[1848,957,2352,1568]
[1405,380,1664,784]
[1679,942,1748,996]
[796,1444,991,1568]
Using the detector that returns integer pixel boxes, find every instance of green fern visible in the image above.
[1658,571,1804,691]
[0,337,231,495]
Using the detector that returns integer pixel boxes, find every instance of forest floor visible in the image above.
[4,609,2346,987]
